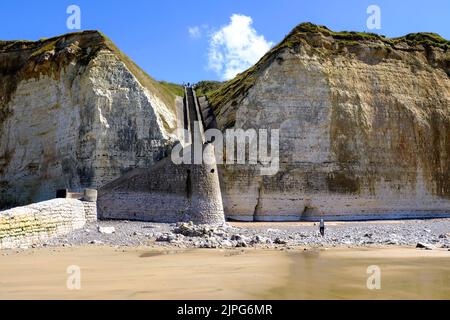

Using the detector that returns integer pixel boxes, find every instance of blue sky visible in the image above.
[1,0,449,83]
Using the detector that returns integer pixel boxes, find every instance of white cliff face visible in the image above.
[77,49,179,187]
[218,50,335,220]
[2,26,449,222]
[0,33,179,207]
[212,25,450,221]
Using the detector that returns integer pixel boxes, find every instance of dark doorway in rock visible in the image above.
[186,170,192,199]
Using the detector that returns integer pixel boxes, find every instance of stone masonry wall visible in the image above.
[98,145,225,225]
[83,201,98,223]
[0,198,96,249]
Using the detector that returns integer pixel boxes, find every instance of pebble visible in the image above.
[274,238,288,245]
[98,226,116,234]
[416,242,434,250]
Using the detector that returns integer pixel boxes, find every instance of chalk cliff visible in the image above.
[2,23,450,222]
[0,31,180,208]
[206,23,450,221]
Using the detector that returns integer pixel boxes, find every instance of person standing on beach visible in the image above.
[320,219,325,237]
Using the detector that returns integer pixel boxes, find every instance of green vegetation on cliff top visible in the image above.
[158,81,184,97]
[194,80,223,97]
[205,22,450,127]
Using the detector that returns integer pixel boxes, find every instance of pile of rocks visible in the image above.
[155,222,286,249]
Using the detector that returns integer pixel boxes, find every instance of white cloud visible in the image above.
[208,14,273,80]
[188,26,202,39]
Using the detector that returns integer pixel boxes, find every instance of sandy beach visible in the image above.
[0,246,448,300]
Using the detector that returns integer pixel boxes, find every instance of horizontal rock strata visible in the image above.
[207,23,450,221]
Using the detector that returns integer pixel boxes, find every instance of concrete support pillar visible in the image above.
[187,144,225,225]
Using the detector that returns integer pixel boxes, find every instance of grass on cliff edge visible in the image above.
[194,80,223,97]
[158,81,184,97]
[205,22,450,127]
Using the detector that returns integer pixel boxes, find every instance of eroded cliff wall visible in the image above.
[0,31,179,208]
[208,23,450,221]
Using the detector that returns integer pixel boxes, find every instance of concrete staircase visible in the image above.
[97,87,225,224]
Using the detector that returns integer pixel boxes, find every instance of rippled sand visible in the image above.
[0,247,448,299]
